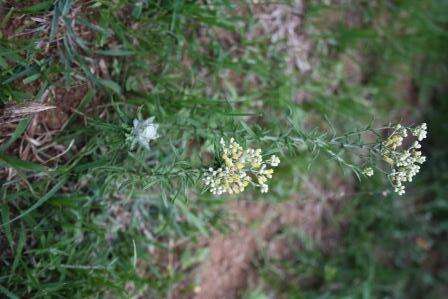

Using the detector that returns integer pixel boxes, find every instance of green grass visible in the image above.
[1,0,447,298]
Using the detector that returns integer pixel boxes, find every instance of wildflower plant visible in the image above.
[126,117,159,150]
[286,122,428,196]
[203,138,280,195]
[1,0,443,297]
[201,123,427,197]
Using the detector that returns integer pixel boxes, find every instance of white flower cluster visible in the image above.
[203,138,280,195]
[382,124,427,195]
[127,117,159,150]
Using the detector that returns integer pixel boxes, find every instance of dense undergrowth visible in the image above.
[0,1,447,298]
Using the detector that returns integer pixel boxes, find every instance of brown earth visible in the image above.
[192,198,339,299]
[186,172,352,299]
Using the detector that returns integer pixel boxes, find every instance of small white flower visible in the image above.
[394,185,405,195]
[269,155,280,167]
[260,184,269,193]
[412,123,427,141]
[362,167,374,177]
[132,117,159,149]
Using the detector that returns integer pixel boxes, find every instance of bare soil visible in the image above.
[189,190,345,299]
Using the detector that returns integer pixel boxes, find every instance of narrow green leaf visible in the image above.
[132,239,137,270]
[20,0,53,13]
[98,79,122,94]
[0,7,15,29]
[48,195,89,207]
[22,73,41,84]
[11,224,25,275]
[0,205,14,249]
[73,158,109,172]
[0,177,67,227]
[3,67,34,85]
[97,49,134,56]
[49,3,60,41]
[0,118,30,152]
[0,55,8,69]
[61,89,95,131]
[0,154,46,172]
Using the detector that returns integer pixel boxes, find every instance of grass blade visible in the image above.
[0,118,31,152]
[0,176,67,227]
[0,154,47,172]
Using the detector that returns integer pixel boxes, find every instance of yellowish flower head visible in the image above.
[203,138,280,195]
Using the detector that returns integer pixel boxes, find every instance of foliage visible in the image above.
[0,0,447,298]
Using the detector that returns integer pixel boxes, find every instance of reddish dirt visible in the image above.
[189,190,346,299]
[35,84,89,131]
[188,199,337,299]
